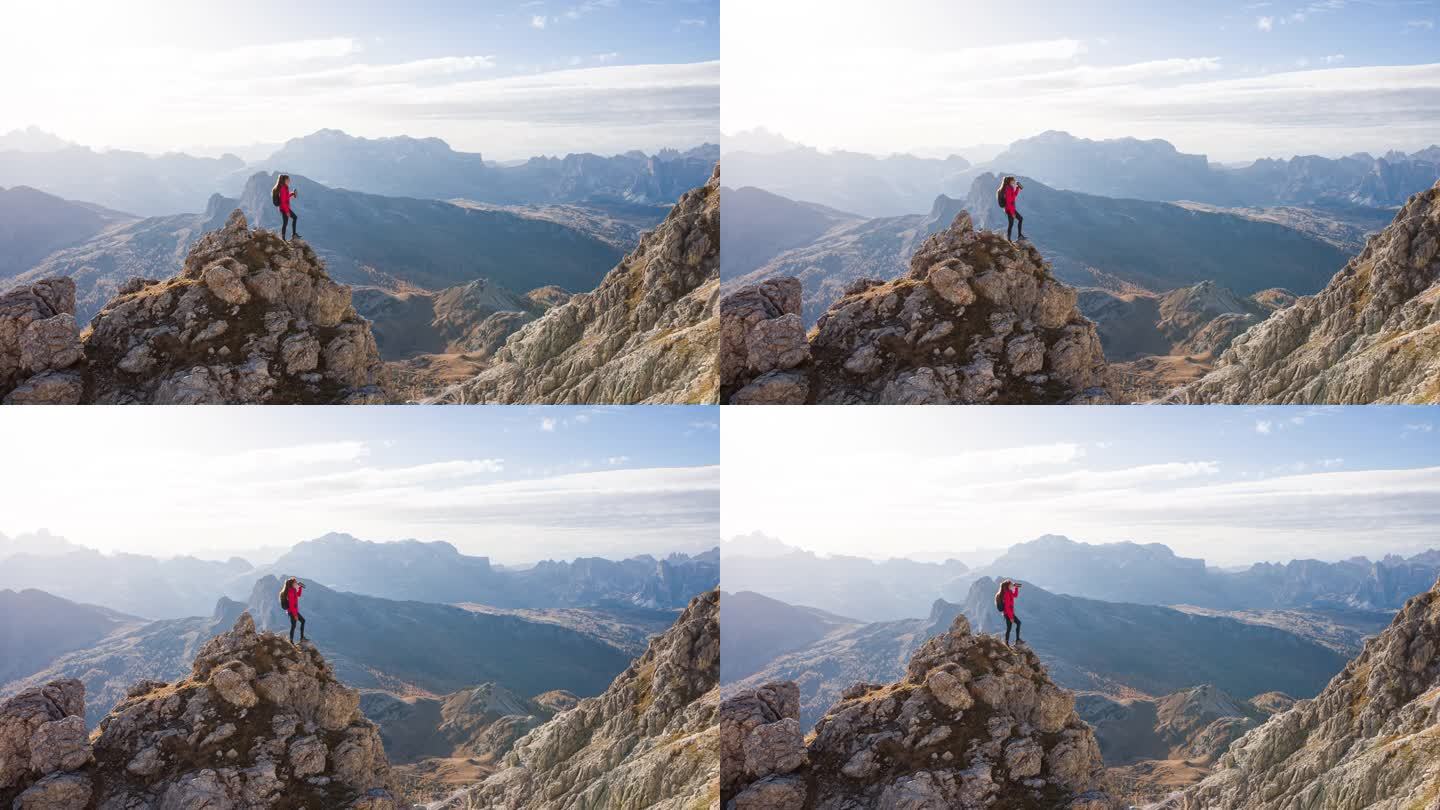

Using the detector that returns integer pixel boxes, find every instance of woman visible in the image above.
[997,579,1022,645]
[998,176,1025,242]
[272,175,300,241]
[280,577,306,643]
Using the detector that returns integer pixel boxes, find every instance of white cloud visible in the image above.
[1255,420,1273,435]
[1404,423,1434,435]
[606,456,630,465]
[540,418,558,432]
[1406,19,1435,31]
[1322,54,1345,64]
[1257,16,1275,31]
[531,15,548,28]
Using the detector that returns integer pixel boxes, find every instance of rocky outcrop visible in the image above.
[80,210,387,404]
[723,614,1114,809]
[434,165,720,404]
[1159,575,1440,809]
[0,612,397,809]
[1170,180,1440,403]
[0,278,84,404]
[722,211,1109,404]
[3,211,390,404]
[436,590,720,809]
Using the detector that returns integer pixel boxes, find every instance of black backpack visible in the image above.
[271,186,281,207]
[996,187,1006,209]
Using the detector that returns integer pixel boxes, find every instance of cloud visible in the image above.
[1257,16,1275,31]
[540,418,558,432]
[1404,423,1434,435]
[222,441,371,473]
[1255,420,1273,435]
[1406,19,1435,31]
[1322,54,1345,64]
[531,15,548,28]
[607,456,630,465]
[680,18,708,26]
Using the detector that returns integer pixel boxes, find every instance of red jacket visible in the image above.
[1002,586,1018,618]
[1003,184,1021,214]
[287,583,303,615]
[278,184,293,214]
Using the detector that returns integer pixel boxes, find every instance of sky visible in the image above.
[722,406,1440,567]
[0,0,718,159]
[722,0,1440,162]
[0,406,720,564]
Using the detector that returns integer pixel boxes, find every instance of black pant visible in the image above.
[289,611,306,642]
[281,210,299,239]
[1006,211,1024,240]
[1005,614,1021,643]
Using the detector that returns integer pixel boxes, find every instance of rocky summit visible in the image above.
[436,589,720,809]
[1,210,389,404]
[722,613,1114,810]
[721,211,1109,404]
[1169,179,1440,403]
[434,164,720,405]
[1156,575,1440,810]
[0,611,397,809]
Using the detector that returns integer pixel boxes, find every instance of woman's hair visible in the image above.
[280,577,297,601]
[999,175,1016,191]
[996,579,1013,599]
[272,174,290,197]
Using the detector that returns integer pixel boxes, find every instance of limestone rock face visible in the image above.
[0,613,398,809]
[436,165,720,404]
[79,209,388,404]
[0,278,84,404]
[1170,179,1440,403]
[722,212,1109,404]
[440,590,720,809]
[1157,575,1440,810]
[722,615,1114,810]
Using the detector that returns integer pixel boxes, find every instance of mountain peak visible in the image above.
[724,202,1110,404]
[723,603,1112,808]
[0,612,398,808]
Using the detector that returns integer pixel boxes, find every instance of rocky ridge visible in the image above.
[434,165,720,404]
[2,210,389,404]
[721,211,1109,404]
[435,589,720,809]
[1156,574,1440,809]
[1168,179,1440,403]
[722,613,1114,809]
[0,611,397,809]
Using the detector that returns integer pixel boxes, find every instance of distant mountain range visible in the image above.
[970,534,1440,612]
[965,130,1440,208]
[722,142,970,217]
[0,127,717,216]
[720,534,969,621]
[0,529,719,620]
[724,532,1439,623]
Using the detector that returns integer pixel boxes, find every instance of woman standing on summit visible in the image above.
[272,174,300,241]
[997,579,1022,646]
[280,577,306,644]
[998,176,1025,242]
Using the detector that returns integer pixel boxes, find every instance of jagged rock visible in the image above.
[1157,575,1440,809]
[0,613,397,809]
[439,590,720,809]
[722,211,1109,404]
[435,165,720,404]
[0,278,83,403]
[723,615,1114,810]
[0,680,86,793]
[1169,180,1440,403]
[77,209,389,404]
